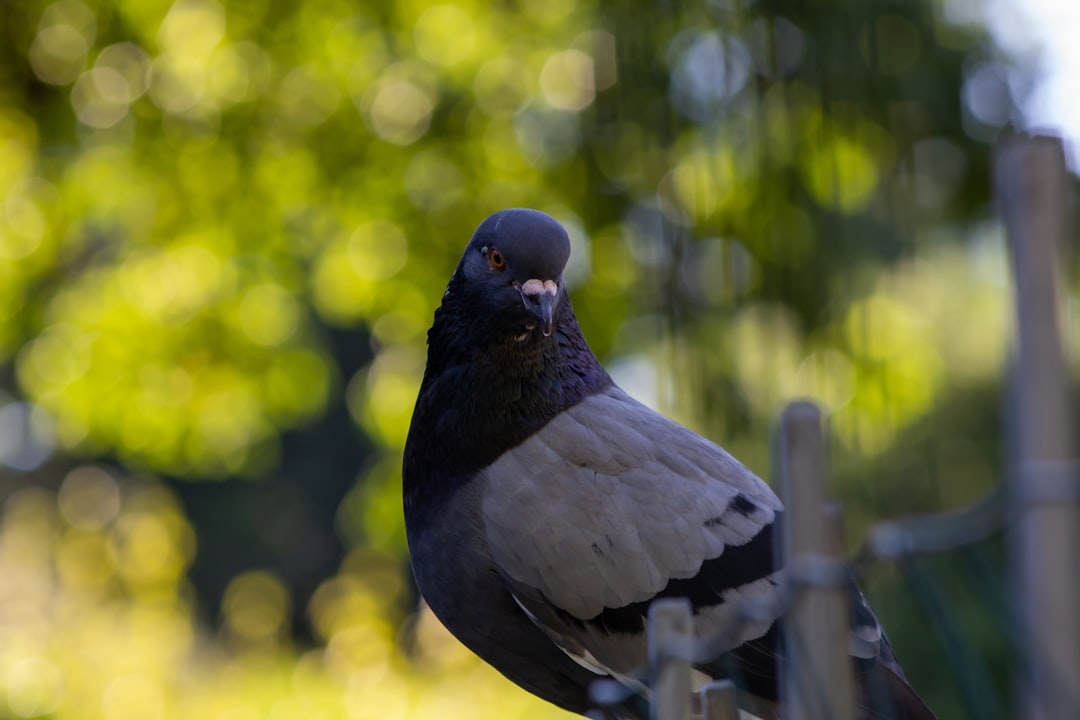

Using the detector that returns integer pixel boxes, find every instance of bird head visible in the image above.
[453,208,571,341]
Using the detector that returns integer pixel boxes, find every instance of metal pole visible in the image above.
[649,598,692,720]
[997,133,1080,720]
[776,401,856,720]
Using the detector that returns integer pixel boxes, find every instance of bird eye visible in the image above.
[488,248,505,270]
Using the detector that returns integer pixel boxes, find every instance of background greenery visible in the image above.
[0,0,1064,718]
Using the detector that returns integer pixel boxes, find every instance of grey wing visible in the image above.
[479,384,784,679]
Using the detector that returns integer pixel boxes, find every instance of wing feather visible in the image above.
[480,384,780,621]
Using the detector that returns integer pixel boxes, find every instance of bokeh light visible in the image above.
[0,0,1050,716]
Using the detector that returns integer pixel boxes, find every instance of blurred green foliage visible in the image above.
[0,0,1046,717]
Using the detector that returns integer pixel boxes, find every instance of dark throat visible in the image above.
[403,291,611,511]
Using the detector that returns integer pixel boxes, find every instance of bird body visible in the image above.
[403,209,934,719]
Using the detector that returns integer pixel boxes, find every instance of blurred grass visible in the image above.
[0,469,577,720]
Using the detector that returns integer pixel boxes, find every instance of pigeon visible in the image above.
[402,208,935,719]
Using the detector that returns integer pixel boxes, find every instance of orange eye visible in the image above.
[489,248,505,270]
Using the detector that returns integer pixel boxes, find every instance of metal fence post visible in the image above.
[775,401,856,720]
[649,598,693,720]
[997,132,1080,720]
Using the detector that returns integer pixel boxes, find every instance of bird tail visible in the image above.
[857,660,937,720]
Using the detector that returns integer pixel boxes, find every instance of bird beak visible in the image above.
[520,279,559,337]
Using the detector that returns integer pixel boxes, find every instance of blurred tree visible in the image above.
[0,0,1048,716]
